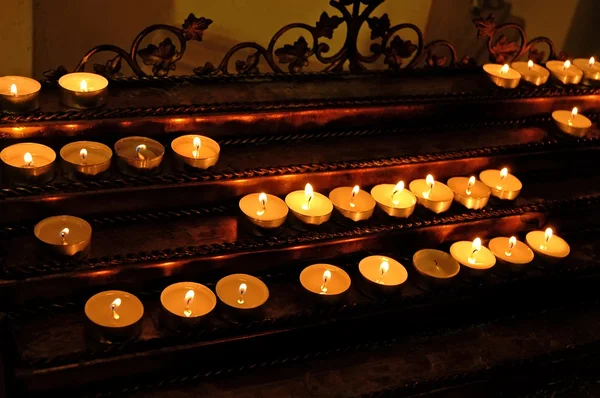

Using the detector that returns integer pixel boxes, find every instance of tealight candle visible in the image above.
[552,107,592,137]
[358,255,407,293]
[450,238,496,274]
[446,176,491,210]
[34,215,92,257]
[489,236,534,269]
[239,192,288,229]
[483,63,521,88]
[412,249,460,284]
[546,60,583,85]
[160,282,216,331]
[171,135,220,170]
[479,167,522,200]
[114,136,165,174]
[511,60,549,86]
[85,290,144,343]
[370,181,416,218]
[0,76,41,113]
[0,142,56,185]
[285,183,333,225]
[573,57,600,84]
[216,274,269,312]
[60,141,112,179]
[58,72,108,109]
[526,228,570,261]
[329,185,376,222]
[409,174,454,213]
[299,264,351,298]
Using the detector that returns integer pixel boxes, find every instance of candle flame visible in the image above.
[505,236,517,257]
[468,237,482,264]
[24,152,33,166]
[184,289,194,316]
[544,228,553,243]
[80,80,88,92]
[321,269,332,293]
[257,192,267,216]
[590,57,596,68]
[500,64,510,74]
[111,298,121,320]
[80,148,88,161]
[466,176,476,195]
[136,144,146,160]
[527,60,533,70]
[60,227,69,240]
[379,260,389,275]
[10,84,17,96]
[500,167,508,180]
[350,185,360,208]
[423,174,435,198]
[237,283,247,304]
[563,60,571,70]
[571,107,578,119]
[392,181,404,205]
[303,183,314,211]
[193,136,201,150]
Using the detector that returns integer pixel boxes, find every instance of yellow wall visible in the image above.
[0,0,33,76]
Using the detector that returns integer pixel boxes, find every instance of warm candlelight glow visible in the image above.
[527,60,533,70]
[10,84,17,96]
[589,57,595,68]
[303,183,314,211]
[79,148,88,161]
[423,174,435,198]
[192,136,201,158]
[23,152,33,166]
[570,107,578,120]
[184,289,194,317]
[468,237,482,264]
[500,167,508,180]
[237,283,247,304]
[257,192,268,216]
[466,176,476,195]
[136,144,147,160]
[392,181,405,205]
[321,269,332,293]
[563,60,571,71]
[60,227,70,240]
[379,260,389,275]
[505,236,517,256]
[80,80,88,92]
[500,64,510,74]
[111,298,121,320]
[350,185,360,208]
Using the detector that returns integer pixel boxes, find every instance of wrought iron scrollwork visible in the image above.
[473,14,559,64]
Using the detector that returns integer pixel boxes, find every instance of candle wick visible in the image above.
[303,195,312,211]
[111,304,120,320]
[468,248,479,264]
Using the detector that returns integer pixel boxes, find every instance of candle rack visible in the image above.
[0,0,599,396]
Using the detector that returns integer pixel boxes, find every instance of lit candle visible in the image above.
[215,274,269,312]
[546,60,583,85]
[446,176,491,210]
[60,141,112,179]
[450,237,496,273]
[285,183,333,225]
[0,76,41,113]
[526,228,570,260]
[552,107,592,137]
[483,63,521,88]
[0,143,56,185]
[479,167,522,200]
[409,174,454,213]
[34,215,92,257]
[160,282,216,331]
[572,57,600,84]
[511,60,550,86]
[299,264,351,297]
[114,136,165,174]
[239,192,288,229]
[358,255,408,288]
[85,290,144,343]
[370,181,417,218]
[488,236,534,267]
[329,185,376,222]
[171,135,220,170]
[58,72,108,109]
[412,249,460,283]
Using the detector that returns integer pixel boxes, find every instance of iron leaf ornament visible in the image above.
[138,38,180,76]
[182,14,213,41]
[274,37,311,73]
[314,12,343,39]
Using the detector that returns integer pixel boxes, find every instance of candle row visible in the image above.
[86,230,569,342]
[484,57,600,88]
[0,135,220,184]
